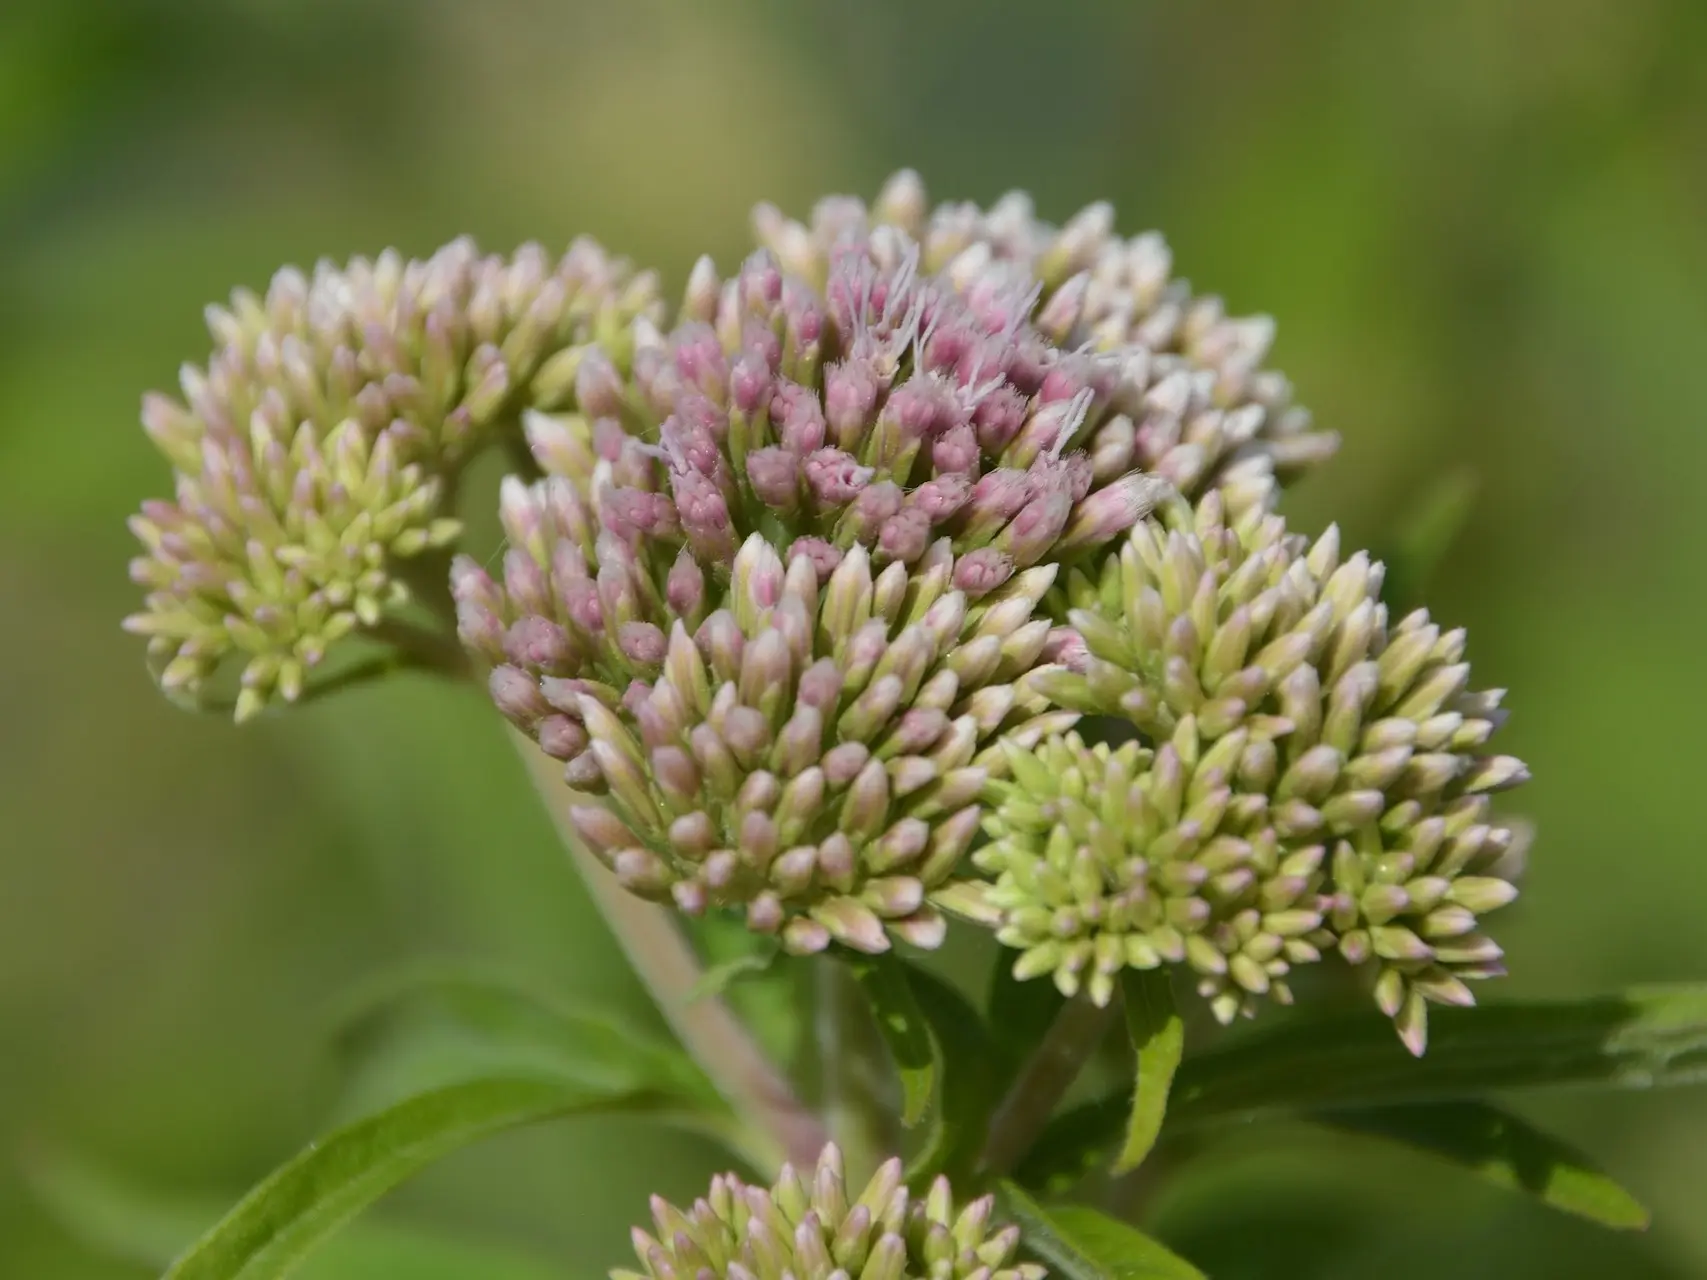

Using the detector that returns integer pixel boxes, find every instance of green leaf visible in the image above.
[1169,983,1707,1124]
[988,952,1066,1077]
[1114,970,1183,1175]
[326,959,722,1112]
[687,950,778,1002]
[1312,1101,1650,1230]
[844,952,936,1128]
[161,1076,655,1280]
[1024,984,1707,1184]
[24,1146,565,1280]
[681,912,805,1068]
[995,1181,1205,1280]
[902,963,1006,1183]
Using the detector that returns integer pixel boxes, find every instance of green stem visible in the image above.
[366,617,472,680]
[980,994,1118,1178]
[815,957,901,1186]
[513,737,829,1174]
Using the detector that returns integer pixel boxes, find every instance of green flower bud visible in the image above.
[945,724,1330,1018]
[975,493,1529,1051]
[613,1145,1045,1280]
[750,172,1339,515]
[478,527,1069,953]
[126,238,663,720]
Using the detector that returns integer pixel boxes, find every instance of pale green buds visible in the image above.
[947,724,1330,1015]
[486,530,1071,954]
[613,1144,1045,1280]
[125,237,663,720]
[957,492,1528,1051]
[751,171,1339,515]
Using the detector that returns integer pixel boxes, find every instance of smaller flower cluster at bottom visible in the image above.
[614,1145,1044,1280]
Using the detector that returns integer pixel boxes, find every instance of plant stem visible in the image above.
[367,616,472,679]
[980,994,1118,1178]
[815,957,901,1187]
[512,736,829,1174]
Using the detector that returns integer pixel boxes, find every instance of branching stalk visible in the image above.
[980,994,1118,1177]
[815,957,901,1187]
[513,737,829,1174]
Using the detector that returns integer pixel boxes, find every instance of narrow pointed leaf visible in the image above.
[1313,1101,1650,1230]
[989,953,1066,1075]
[844,951,936,1128]
[681,912,805,1067]
[996,1181,1205,1280]
[901,963,1005,1182]
[326,960,722,1113]
[162,1076,657,1280]
[1024,984,1707,1182]
[1115,969,1184,1174]
[1170,984,1707,1124]
[25,1147,565,1280]
[687,950,778,1002]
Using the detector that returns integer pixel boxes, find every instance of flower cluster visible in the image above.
[521,225,1178,595]
[948,492,1527,1051]
[752,170,1338,510]
[124,237,661,720]
[615,1145,1044,1280]
[124,176,1532,1051]
[456,512,1072,954]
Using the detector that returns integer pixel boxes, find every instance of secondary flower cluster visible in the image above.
[752,170,1338,506]
[457,514,1072,954]
[949,492,1527,1051]
[124,237,660,719]
[615,1145,1044,1280]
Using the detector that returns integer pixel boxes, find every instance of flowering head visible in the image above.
[753,171,1339,509]
[615,1144,1045,1280]
[124,238,662,720]
[520,224,1180,619]
[951,492,1528,1052]
[457,523,1075,954]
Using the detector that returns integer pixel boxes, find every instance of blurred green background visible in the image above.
[4,0,1707,1275]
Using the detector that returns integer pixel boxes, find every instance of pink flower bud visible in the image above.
[804,448,874,506]
[878,508,932,564]
[746,447,801,510]
[1042,625,1090,671]
[600,487,679,543]
[952,548,1015,598]
[973,385,1028,453]
[505,615,574,670]
[909,474,972,524]
[737,249,784,310]
[730,350,773,416]
[931,424,982,476]
[619,621,668,667]
[538,714,590,760]
[563,578,605,633]
[673,322,729,401]
[771,380,828,454]
[823,359,881,449]
[574,347,624,418]
[672,471,736,560]
[666,547,706,617]
[787,537,843,583]
[489,664,547,728]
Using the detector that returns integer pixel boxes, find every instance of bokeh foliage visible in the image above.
[3,1,1706,1276]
